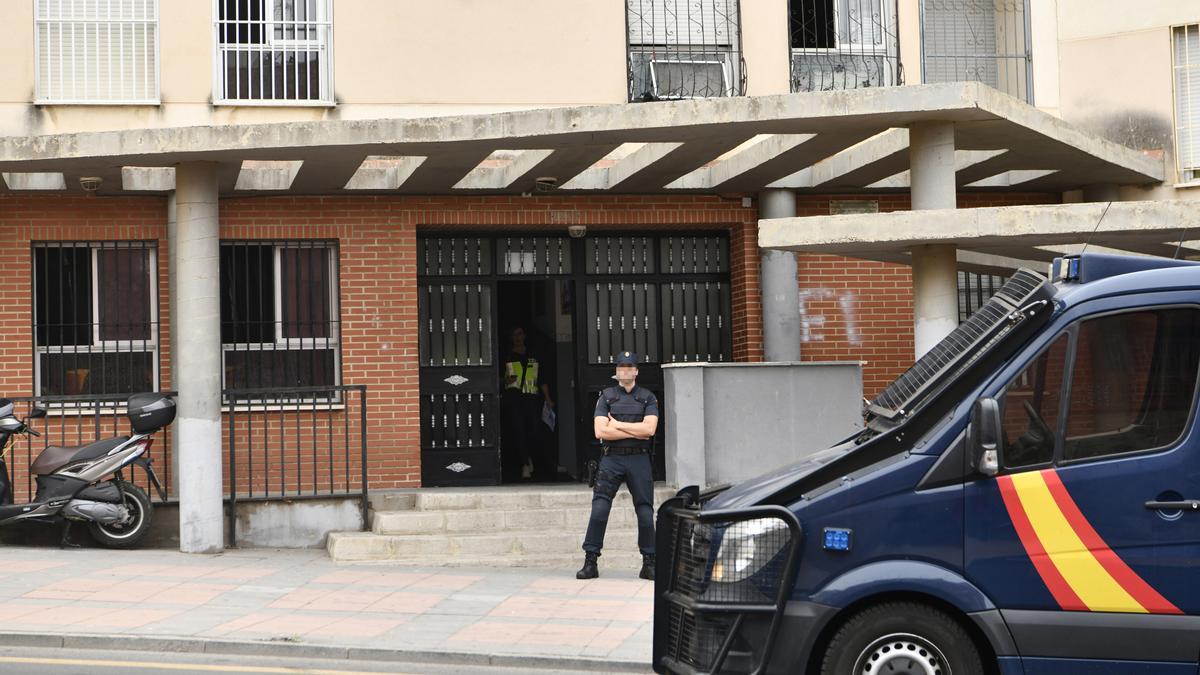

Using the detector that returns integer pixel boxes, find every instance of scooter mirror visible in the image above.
[27,408,47,420]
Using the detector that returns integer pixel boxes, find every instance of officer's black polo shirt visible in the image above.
[594,385,660,449]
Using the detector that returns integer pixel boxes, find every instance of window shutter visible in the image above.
[1175,25,1200,176]
[627,0,737,48]
[35,0,159,103]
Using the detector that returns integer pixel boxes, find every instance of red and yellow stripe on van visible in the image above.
[997,469,1180,614]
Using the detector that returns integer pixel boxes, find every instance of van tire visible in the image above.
[821,601,984,675]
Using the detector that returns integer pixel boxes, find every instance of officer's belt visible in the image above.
[601,445,648,456]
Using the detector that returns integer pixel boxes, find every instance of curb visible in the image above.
[0,631,652,672]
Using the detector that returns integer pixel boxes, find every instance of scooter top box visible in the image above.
[126,393,175,434]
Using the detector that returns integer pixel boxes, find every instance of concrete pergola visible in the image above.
[0,82,1165,552]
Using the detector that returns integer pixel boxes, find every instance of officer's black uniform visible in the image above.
[577,351,658,580]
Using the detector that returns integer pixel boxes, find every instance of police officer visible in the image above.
[576,350,659,580]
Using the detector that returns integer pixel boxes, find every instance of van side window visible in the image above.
[999,334,1069,469]
[1062,309,1200,461]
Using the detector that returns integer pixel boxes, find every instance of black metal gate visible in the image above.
[417,233,732,487]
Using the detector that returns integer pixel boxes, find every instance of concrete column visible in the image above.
[909,122,958,358]
[759,189,801,362]
[173,162,224,553]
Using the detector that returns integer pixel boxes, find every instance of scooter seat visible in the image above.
[30,436,130,475]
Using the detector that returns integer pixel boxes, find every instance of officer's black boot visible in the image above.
[576,552,599,579]
[639,554,656,581]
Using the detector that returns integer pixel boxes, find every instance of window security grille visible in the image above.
[626,0,745,101]
[35,0,160,104]
[219,241,340,399]
[958,270,1005,323]
[790,0,901,92]
[920,0,1033,102]
[214,0,333,105]
[33,242,159,398]
[1174,25,1200,183]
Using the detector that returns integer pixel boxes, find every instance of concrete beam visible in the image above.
[667,135,815,189]
[343,156,427,190]
[760,201,1200,256]
[810,128,910,188]
[453,149,555,190]
[234,160,303,191]
[2,172,66,190]
[560,142,683,191]
[122,166,176,192]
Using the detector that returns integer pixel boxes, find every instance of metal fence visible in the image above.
[920,0,1032,102]
[789,0,902,92]
[5,393,175,505]
[626,0,746,101]
[225,385,368,546]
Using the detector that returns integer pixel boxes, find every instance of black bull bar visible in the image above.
[652,490,803,675]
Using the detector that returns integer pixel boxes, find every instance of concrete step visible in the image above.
[327,541,648,571]
[401,485,676,512]
[328,528,646,563]
[371,502,653,535]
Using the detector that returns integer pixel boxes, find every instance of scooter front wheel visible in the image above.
[89,480,153,549]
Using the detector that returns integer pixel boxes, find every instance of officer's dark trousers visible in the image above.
[583,453,655,556]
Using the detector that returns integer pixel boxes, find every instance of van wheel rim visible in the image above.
[854,633,950,675]
[97,494,143,540]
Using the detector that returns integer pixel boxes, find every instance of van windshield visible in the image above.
[864,269,1054,432]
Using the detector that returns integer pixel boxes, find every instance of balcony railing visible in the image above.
[627,0,746,101]
[921,0,1033,102]
[790,0,902,92]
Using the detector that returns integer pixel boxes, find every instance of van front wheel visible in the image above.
[821,601,983,675]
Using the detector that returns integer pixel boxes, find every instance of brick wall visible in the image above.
[0,194,759,490]
[0,191,1064,488]
[790,192,1060,398]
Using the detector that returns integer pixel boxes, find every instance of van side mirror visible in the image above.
[968,397,1003,477]
[27,407,47,420]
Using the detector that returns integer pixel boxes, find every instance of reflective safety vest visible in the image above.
[504,357,540,394]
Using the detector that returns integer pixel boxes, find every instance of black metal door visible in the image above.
[418,233,732,486]
[574,234,732,481]
[418,237,499,486]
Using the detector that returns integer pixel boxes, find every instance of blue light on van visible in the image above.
[823,528,852,552]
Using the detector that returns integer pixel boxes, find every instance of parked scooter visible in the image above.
[0,392,174,548]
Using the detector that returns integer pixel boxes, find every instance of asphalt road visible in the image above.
[0,645,649,675]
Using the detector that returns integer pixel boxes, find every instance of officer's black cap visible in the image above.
[616,351,639,366]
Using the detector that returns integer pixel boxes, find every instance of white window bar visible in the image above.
[213,0,334,106]
[34,0,160,104]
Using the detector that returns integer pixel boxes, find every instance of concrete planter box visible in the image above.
[663,361,863,488]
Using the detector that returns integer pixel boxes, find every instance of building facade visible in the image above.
[0,0,1197,549]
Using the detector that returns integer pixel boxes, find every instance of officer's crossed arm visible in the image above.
[595,415,642,441]
[607,414,658,440]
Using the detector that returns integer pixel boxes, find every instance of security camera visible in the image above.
[79,176,102,192]
[568,225,587,238]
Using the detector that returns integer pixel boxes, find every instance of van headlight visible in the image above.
[710,517,791,584]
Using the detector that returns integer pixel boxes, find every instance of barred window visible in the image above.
[35,0,160,104]
[215,0,334,105]
[1173,24,1200,183]
[958,271,1006,323]
[33,242,159,397]
[220,241,340,395]
[626,0,744,101]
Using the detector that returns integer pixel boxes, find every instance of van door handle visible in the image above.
[1145,500,1200,511]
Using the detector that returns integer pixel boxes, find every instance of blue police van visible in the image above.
[653,253,1200,674]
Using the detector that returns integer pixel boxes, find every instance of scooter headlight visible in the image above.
[710,517,791,584]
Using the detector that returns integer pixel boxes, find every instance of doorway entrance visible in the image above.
[417,233,732,488]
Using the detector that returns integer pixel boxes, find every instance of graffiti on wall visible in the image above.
[798,288,862,346]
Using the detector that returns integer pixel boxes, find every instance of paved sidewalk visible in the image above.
[0,546,653,672]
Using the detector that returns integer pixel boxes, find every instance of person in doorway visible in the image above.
[577,350,659,580]
[500,325,554,482]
